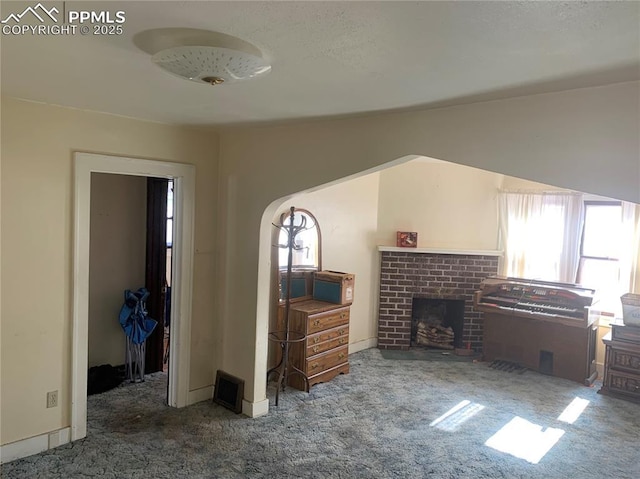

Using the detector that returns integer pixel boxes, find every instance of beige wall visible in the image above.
[500,176,571,192]
[278,160,547,352]
[218,81,639,404]
[88,174,147,368]
[0,98,218,445]
[275,172,381,348]
[377,160,502,249]
[1,80,639,447]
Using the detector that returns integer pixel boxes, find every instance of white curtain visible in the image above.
[620,201,640,294]
[498,191,584,283]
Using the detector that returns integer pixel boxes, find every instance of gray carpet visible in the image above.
[2,348,639,478]
[379,348,482,362]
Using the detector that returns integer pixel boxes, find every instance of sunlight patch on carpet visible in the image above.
[484,416,565,464]
[429,400,485,432]
[557,397,590,424]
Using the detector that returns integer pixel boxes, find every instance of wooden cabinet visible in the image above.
[599,322,640,403]
[480,310,598,384]
[277,299,350,391]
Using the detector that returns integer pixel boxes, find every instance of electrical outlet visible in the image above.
[46,390,58,408]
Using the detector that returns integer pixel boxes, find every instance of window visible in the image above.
[500,192,640,315]
[166,181,174,247]
[498,191,584,283]
[576,201,623,298]
[277,209,320,271]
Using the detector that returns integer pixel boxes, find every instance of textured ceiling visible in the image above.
[1,1,638,125]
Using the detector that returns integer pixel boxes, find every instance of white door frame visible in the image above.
[72,152,195,440]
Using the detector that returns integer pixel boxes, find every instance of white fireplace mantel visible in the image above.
[378,246,503,257]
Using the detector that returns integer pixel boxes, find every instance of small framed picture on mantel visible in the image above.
[396,231,418,248]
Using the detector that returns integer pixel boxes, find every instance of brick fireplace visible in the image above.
[377,248,501,351]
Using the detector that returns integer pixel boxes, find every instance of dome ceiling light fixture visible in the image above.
[134,28,272,86]
[151,45,271,85]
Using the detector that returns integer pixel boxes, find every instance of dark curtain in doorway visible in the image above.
[145,177,168,374]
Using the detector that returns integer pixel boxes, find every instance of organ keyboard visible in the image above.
[474,276,597,328]
[474,276,599,385]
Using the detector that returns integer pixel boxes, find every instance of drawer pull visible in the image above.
[338,338,346,344]
[313,337,320,344]
[338,353,345,360]
[338,329,345,335]
[311,362,319,370]
[340,313,347,319]
[313,319,321,327]
[312,346,320,353]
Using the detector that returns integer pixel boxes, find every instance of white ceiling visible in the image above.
[1,1,639,126]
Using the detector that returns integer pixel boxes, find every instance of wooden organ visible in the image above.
[474,276,599,385]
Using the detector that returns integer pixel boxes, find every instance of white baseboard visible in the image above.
[242,398,270,418]
[349,337,377,354]
[1,427,71,464]
[187,385,213,405]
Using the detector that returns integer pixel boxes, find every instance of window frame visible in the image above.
[575,200,622,286]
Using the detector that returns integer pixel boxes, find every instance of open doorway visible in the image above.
[144,178,173,376]
[86,174,174,433]
[86,175,174,386]
[163,180,174,372]
[86,173,148,393]
[73,152,195,441]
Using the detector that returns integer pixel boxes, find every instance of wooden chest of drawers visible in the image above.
[277,299,350,391]
[599,322,640,403]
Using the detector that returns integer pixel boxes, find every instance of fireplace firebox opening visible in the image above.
[411,298,465,350]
